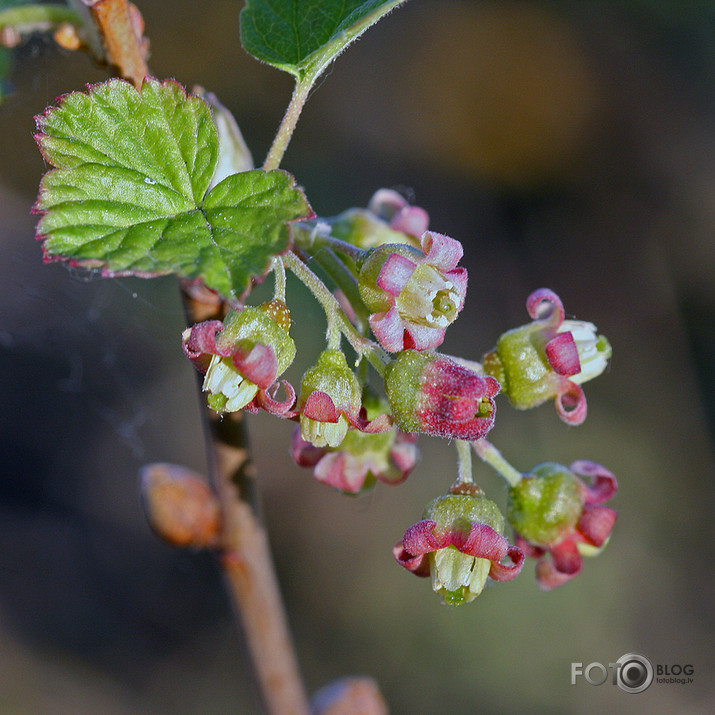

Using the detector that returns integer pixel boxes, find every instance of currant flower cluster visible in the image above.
[182,189,616,605]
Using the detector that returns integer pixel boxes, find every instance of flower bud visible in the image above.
[394,490,524,605]
[385,350,499,440]
[140,463,220,549]
[182,301,296,415]
[507,460,618,589]
[482,288,611,424]
[358,231,467,352]
[297,350,363,448]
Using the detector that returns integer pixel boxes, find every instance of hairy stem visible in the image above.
[472,438,522,487]
[308,247,369,323]
[283,250,389,375]
[263,74,314,172]
[455,440,473,484]
[272,256,287,302]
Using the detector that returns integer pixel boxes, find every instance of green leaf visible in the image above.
[240,0,408,80]
[34,78,312,299]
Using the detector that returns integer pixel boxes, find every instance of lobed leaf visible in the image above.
[34,78,312,299]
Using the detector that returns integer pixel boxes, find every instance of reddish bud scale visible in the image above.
[140,463,221,549]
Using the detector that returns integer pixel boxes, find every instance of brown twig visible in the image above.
[207,410,310,715]
[183,283,308,714]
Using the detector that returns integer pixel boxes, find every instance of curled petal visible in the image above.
[183,320,224,357]
[233,343,278,389]
[302,391,339,422]
[401,519,443,556]
[549,539,583,576]
[514,533,546,559]
[420,231,464,271]
[535,559,580,590]
[369,307,406,353]
[578,505,617,547]
[526,288,565,328]
[182,320,225,372]
[570,460,618,503]
[393,540,431,577]
[257,380,296,416]
[489,545,526,582]
[545,332,580,376]
[376,253,417,296]
[389,205,429,237]
[460,522,509,561]
[555,380,587,425]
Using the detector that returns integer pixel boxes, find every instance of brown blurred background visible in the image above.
[0,1,713,712]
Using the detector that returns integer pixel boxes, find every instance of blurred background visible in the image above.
[1,0,713,712]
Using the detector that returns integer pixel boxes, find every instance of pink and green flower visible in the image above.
[482,288,611,424]
[507,460,618,589]
[358,231,467,352]
[182,300,296,415]
[394,487,524,605]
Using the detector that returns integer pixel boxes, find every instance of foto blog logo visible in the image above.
[571,653,654,693]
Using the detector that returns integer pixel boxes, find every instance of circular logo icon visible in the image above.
[615,653,653,693]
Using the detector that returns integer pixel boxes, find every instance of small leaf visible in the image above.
[240,0,407,80]
[34,78,312,299]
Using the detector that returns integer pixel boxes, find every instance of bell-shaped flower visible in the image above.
[291,394,417,493]
[507,460,618,590]
[358,231,467,352]
[182,300,296,416]
[385,350,499,441]
[291,425,418,495]
[394,487,524,605]
[482,288,611,424]
[296,350,390,448]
